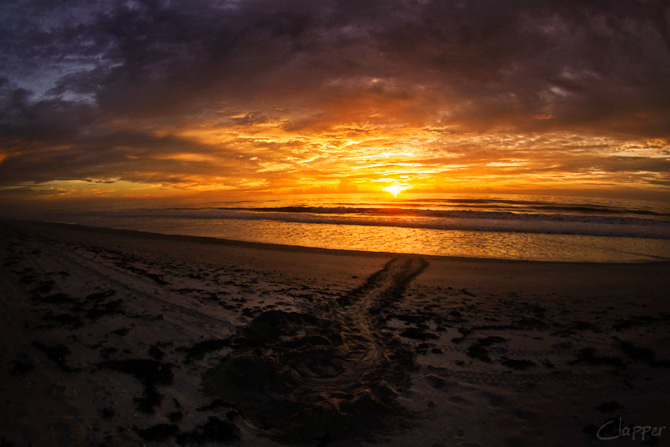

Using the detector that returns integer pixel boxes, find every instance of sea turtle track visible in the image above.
[205,256,428,444]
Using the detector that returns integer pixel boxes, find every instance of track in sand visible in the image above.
[205,256,428,445]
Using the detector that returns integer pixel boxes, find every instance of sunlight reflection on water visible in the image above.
[81,216,670,263]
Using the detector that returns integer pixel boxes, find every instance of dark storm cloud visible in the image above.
[2,0,666,125]
[0,0,669,190]
[0,87,97,142]
[382,0,670,135]
[0,125,249,186]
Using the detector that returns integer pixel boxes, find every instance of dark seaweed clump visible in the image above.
[31,341,74,371]
[177,339,230,362]
[501,357,537,370]
[9,353,35,377]
[568,348,624,367]
[134,417,239,445]
[175,417,239,445]
[97,359,173,413]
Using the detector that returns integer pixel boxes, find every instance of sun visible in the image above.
[382,184,410,196]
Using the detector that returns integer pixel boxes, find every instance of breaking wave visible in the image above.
[88,205,670,239]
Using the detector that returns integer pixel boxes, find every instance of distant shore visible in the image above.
[1,219,669,446]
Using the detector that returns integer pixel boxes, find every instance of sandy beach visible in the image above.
[1,219,669,447]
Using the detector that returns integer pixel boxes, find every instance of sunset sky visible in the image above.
[1,0,669,203]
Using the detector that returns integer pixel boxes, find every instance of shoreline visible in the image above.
[4,218,669,265]
[1,218,669,446]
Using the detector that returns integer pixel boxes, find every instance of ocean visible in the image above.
[46,193,670,263]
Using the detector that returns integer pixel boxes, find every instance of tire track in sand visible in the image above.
[25,239,236,331]
[205,256,428,445]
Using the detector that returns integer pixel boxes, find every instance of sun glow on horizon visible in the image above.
[382,184,411,196]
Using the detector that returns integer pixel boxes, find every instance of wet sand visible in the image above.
[1,219,669,447]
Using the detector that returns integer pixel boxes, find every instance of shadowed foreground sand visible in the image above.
[1,220,669,447]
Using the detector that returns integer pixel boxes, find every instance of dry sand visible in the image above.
[1,220,669,447]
